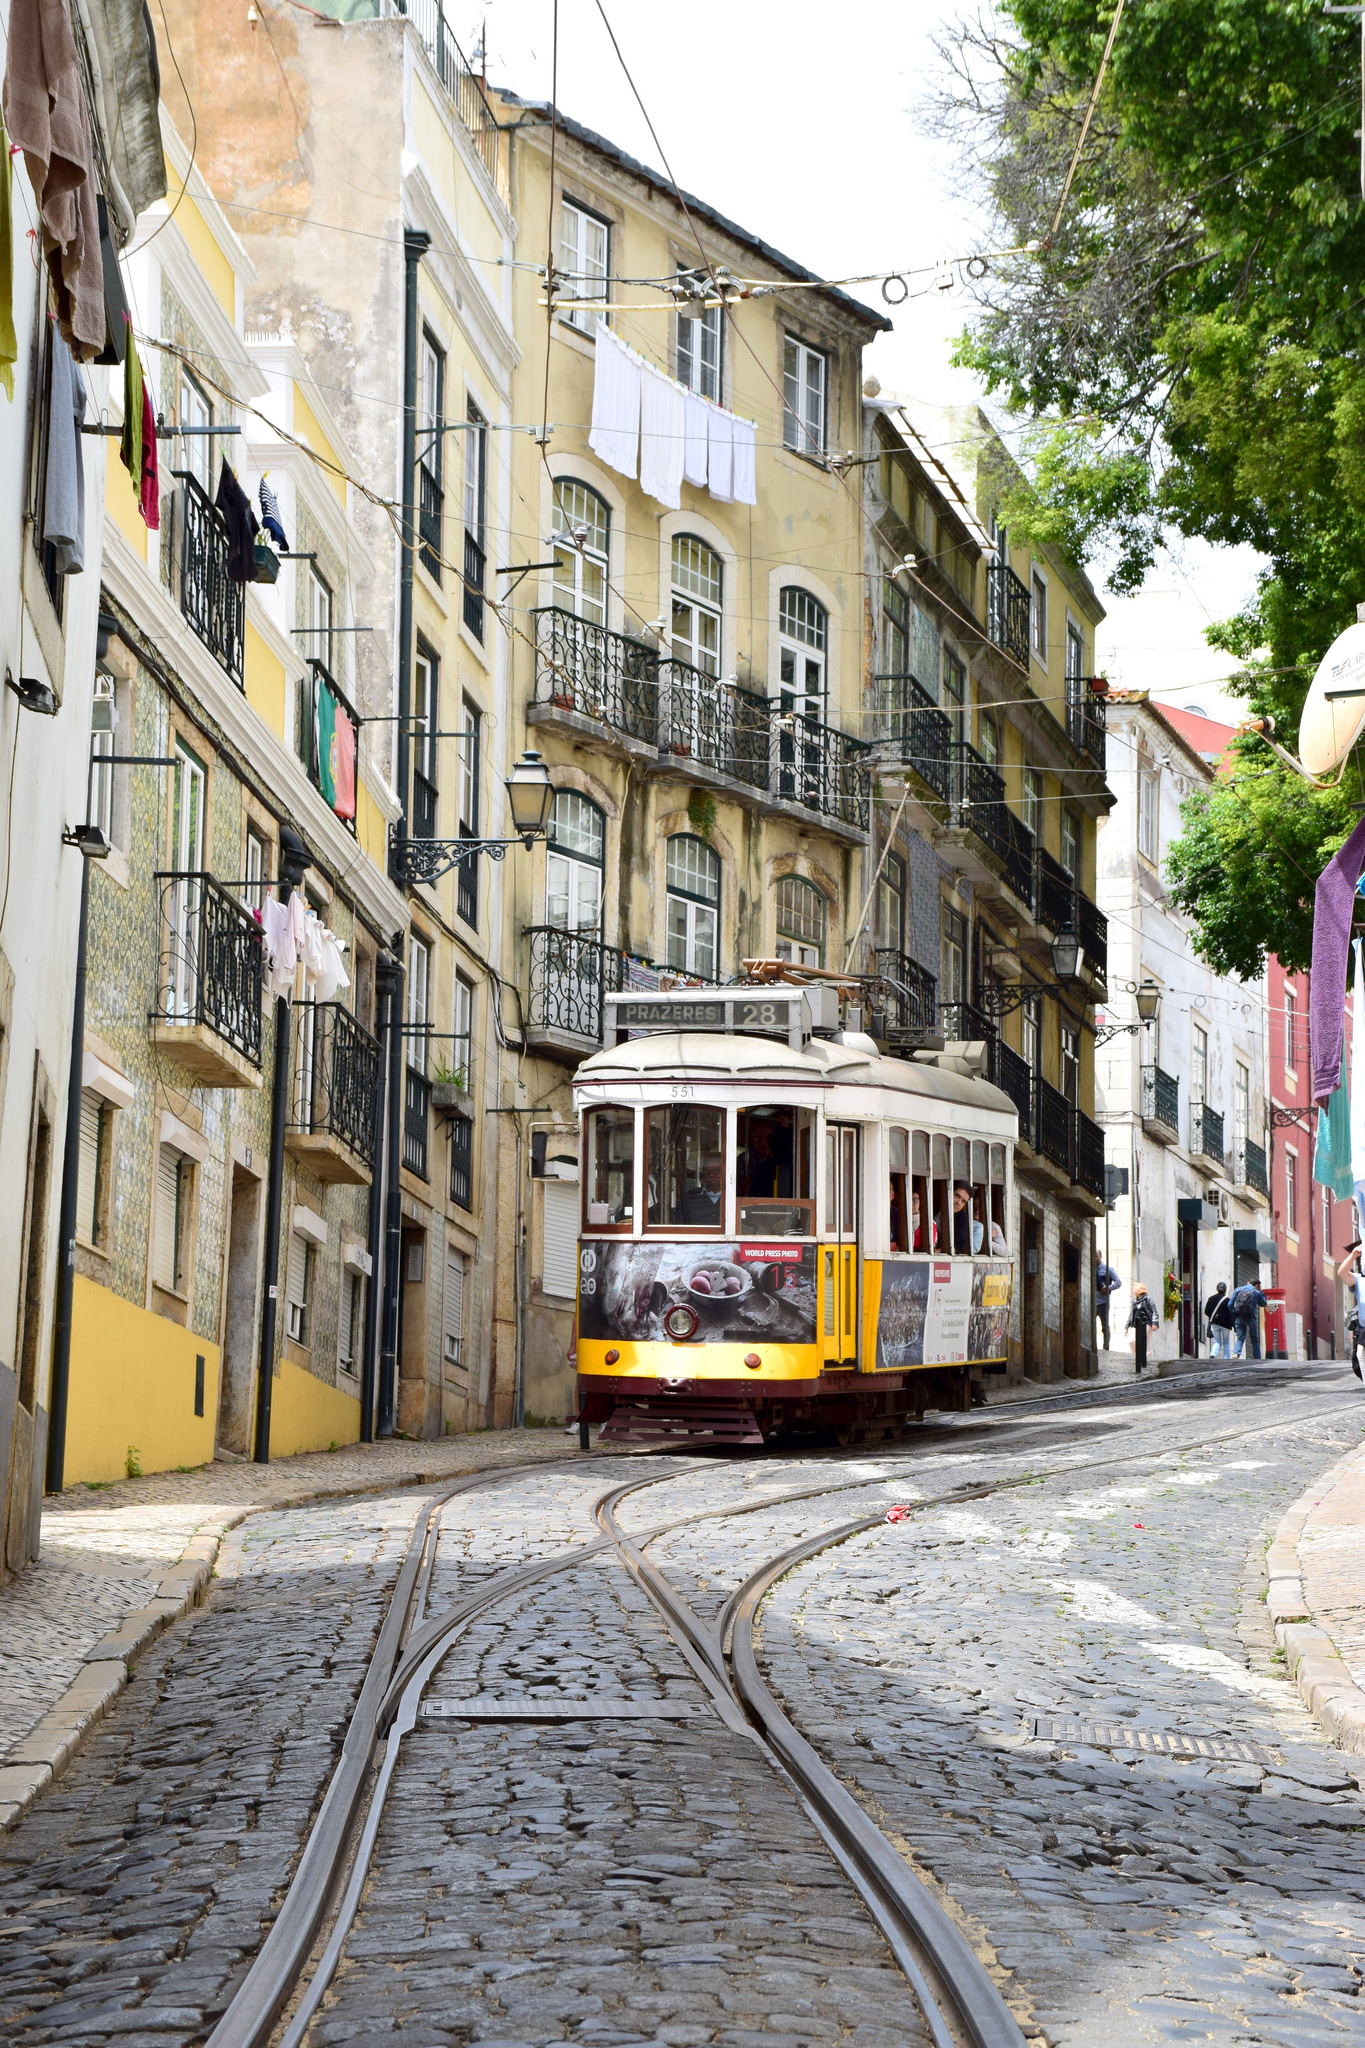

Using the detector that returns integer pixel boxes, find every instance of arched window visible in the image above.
[546,791,605,937]
[778,586,828,722]
[552,480,610,625]
[775,875,827,969]
[665,834,721,978]
[671,536,722,676]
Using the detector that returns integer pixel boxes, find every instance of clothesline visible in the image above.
[257,890,350,1005]
[588,321,758,511]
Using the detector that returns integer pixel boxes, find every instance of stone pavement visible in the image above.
[0,1428,593,1833]
[1268,1426,1365,1752]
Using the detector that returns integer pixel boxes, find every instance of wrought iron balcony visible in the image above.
[418,463,443,582]
[1036,1076,1074,1174]
[997,1041,1033,1138]
[525,924,627,1048]
[1074,1108,1106,1200]
[297,658,360,835]
[1141,1063,1180,1140]
[404,1066,431,1180]
[1067,683,1107,767]
[172,470,243,685]
[463,528,485,640]
[534,608,870,831]
[1004,808,1036,910]
[1240,1137,1269,1195]
[455,832,478,925]
[874,673,954,802]
[398,0,510,204]
[987,560,1031,668]
[940,1000,1000,1084]
[152,872,263,1086]
[950,741,1013,866]
[1035,847,1075,935]
[449,1112,473,1209]
[288,1001,381,1183]
[1077,888,1107,979]
[1192,1103,1225,1169]
[870,949,938,1042]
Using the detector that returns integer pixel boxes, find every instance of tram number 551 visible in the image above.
[737,1001,782,1028]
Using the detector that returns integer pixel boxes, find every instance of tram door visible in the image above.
[824,1124,859,1370]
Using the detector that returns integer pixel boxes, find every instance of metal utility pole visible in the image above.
[377,942,405,1438]
[253,822,312,1464]
[360,946,400,1442]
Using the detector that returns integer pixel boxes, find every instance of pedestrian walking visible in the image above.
[1096,1256,1121,1350]
[1228,1279,1268,1360]
[1205,1280,1232,1359]
[1336,1241,1365,1380]
[1126,1280,1158,1374]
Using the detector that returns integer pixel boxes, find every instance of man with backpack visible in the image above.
[1205,1281,1233,1358]
[1227,1279,1268,1360]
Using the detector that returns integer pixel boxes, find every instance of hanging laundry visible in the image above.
[638,362,684,509]
[682,389,708,487]
[42,327,85,573]
[1314,1052,1355,1201]
[258,475,288,550]
[3,0,105,358]
[120,316,142,495]
[299,909,326,993]
[707,404,734,502]
[588,321,640,480]
[1351,940,1365,1222]
[0,119,16,399]
[316,677,357,821]
[75,0,166,241]
[138,374,158,528]
[215,456,259,581]
[261,890,307,1000]
[93,196,130,366]
[730,414,757,506]
[1310,813,1365,1102]
[314,930,349,1006]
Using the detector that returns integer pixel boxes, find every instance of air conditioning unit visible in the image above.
[1217,1189,1231,1225]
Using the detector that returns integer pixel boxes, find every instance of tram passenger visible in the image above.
[911,1188,936,1250]
[680,1154,725,1225]
[973,1188,1008,1258]
[952,1180,978,1254]
[742,1117,792,1198]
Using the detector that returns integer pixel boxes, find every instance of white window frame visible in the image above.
[670,535,722,676]
[552,480,610,626]
[777,586,828,721]
[560,199,610,333]
[77,1090,107,1250]
[1285,1145,1298,1236]
[782,334,827,457]
[1284,986,1297,1072]
[676,268,722,399]
[153,1144,190,1296]
[443,1243,466,1368]
[286,1231,313,1347]
[408,933,431,1077]
[453,971,473,1092]
[1030,567,1048,663]
[776,875,827,969]
[665,834,720,979]
[1022,768,1042,838]
[1192,1022,1208,1106]
[339,1262,362,1373]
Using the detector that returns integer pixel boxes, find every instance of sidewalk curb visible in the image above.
[1271,1444,1365,1757]
[0,1454,546,1836]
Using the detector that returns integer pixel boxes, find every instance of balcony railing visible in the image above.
[1036,1076,1073,1174]
[987,560,1031,668]
[874,673,953,802]
[1077,889,1107,979]
[1036,847,1075,935]
[290,1002,381,1168]
[525,924,627,1044]
[1141,1063,1180,1138]
[297,658,360,835]
[404,1066,431,1179]
[154,872,263,1069]
[463,528,485,640]
[1192,1103,1225,1168]
[940,1001,1000,1086]
[173,470,243,685]
[455,833,478,925]
[1004,808,1036,910]
[997,1042,1033,1137]
[870,949,938,1041]
[951,741,1013,866]
[1241,1138,1269,1195]
[535,608,870,831]
[1067,684,1107,767]
[394,0,510,205]
[1074,1108,1106,1200]
[449,1112,473,1209]
[418,463,443,582]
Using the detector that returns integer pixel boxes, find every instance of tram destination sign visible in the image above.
[607,986,838,1047]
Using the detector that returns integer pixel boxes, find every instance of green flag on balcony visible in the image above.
[316,675,337,808]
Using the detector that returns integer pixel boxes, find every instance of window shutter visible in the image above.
[77,1092,103,1246]
[153,1147,180,1291]
[444,1247,465,1365]
[287,1233,310,1343]
[542,1181,579,1299]
[339,1269,358,1368]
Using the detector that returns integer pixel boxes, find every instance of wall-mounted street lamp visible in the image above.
[1050,925,1084,983]
[1095,978,1162,1045]
[392,749,554,886]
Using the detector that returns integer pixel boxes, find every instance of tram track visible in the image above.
[199,1374,1363,2048]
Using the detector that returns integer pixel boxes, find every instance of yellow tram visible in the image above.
[573,986,1017,1445]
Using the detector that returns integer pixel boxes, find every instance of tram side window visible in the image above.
[990,1142,1009,1255]
[646,1104,726,1230]
[971,1139,990,1257]
[931,1134,950,1254]
[911,1130,933,1250]
[888,1127,909,1252]
[585,1106,634,1228]
[951,1136,974,1255]
[736,1104,814,1237]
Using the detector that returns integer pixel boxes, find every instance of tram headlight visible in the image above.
[662,1302,700,1341]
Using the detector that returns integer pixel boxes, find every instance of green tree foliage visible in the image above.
[931,0,1365,973]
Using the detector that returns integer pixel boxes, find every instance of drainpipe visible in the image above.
[45,852,93,1494]
[360,947,401,1441]
[378,934,406,1436]
[253,823,312,1464]
[392,227,430,893]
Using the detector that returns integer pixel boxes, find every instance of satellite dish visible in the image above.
[1299,619,1365,774]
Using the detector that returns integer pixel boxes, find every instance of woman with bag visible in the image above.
[1206,1281,1233,1359]
[1126,1281,1158,1374]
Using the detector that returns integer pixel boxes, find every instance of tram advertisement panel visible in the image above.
[876,1259,1012,1369]
[578,1240,817,1346]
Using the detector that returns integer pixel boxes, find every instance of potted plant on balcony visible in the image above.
[430,1055,473,1116]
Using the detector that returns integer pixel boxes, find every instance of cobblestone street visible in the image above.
[1,1366,1363,2047]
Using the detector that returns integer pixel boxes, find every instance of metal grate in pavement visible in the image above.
[420,1695,707,1722]
[1031,1716,1277,1765]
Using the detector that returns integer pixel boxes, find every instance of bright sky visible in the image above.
[474,0,1264,717]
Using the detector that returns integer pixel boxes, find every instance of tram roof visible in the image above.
[575,1031,1019,1117]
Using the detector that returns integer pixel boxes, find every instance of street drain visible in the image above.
[1030,1717,1277,1765]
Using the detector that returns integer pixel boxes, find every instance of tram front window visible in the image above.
[584,1106,634,1228]
[646,1105,726,1230]
[737,1104,814,1236]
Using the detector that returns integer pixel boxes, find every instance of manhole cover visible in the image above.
[1031,1717,1277,1765]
